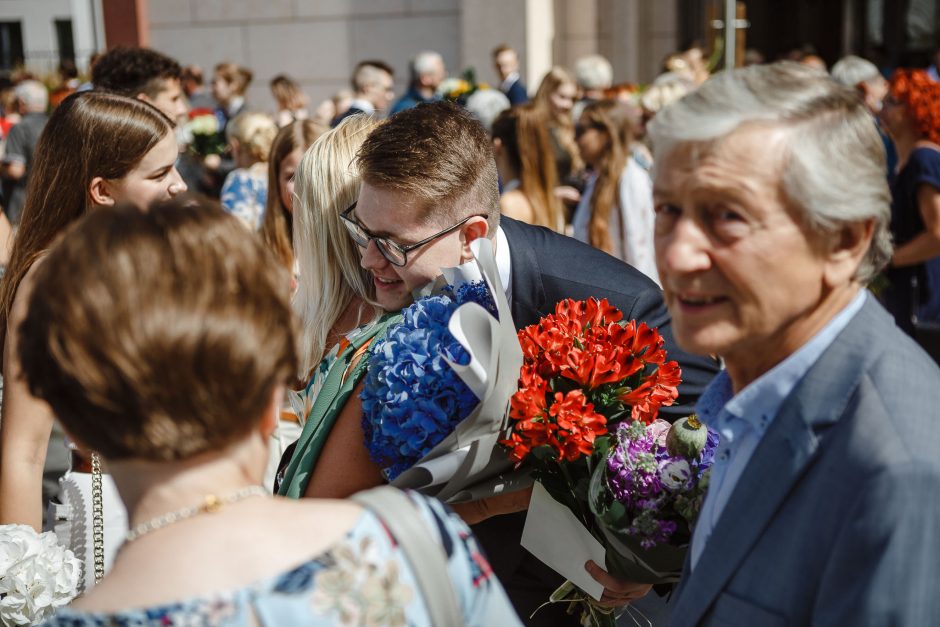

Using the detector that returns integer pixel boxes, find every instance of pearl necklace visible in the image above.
[124,485,269,542]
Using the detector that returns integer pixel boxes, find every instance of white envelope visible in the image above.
[521,481,607,601]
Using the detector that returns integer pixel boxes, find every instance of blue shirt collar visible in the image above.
[696,290,867,435]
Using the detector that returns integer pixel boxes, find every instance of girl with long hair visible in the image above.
[572,99,658,282]
[490,104,565,231]
[0,91,186,588]
[260,119,326,273]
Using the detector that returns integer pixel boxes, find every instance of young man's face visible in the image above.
[142,78,186,124]
[349,182,487,312]
[495,50,519,82]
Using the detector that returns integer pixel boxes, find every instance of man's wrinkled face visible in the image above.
[653,125,833,373]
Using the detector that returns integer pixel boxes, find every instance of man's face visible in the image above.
[352,183,482,311]
[365,71,395,113]
[495,50,519,82]
[653,125,837,376]
[144,78,186,123]
[421,59,446,91]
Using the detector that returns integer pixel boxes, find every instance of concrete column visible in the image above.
[103,0,150,47]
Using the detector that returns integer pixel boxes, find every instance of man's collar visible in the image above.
[349,98,376,115]
[500,72,520,92]
[495,226,512,304]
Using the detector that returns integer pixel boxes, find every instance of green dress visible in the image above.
[277,313,401,498]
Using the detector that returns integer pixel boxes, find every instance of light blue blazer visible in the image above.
[668,297,940,626]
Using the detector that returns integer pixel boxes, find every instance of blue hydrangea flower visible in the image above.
[361,289,490,481]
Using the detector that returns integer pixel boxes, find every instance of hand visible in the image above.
[554,185,582,206]
[585,560,653,608]
[450,486,533,525]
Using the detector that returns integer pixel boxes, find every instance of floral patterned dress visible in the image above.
[220,162,268,231]
[43,493,521,627]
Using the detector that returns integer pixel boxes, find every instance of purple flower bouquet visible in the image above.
[588,415,718,583]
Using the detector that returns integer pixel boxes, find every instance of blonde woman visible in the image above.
[277,115,396,499]
[220,112,278,230]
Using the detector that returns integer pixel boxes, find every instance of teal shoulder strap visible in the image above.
[277,313,401,498]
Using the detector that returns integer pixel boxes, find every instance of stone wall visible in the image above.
[146,0,681,113]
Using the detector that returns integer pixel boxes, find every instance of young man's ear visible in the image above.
[88,177,116,206]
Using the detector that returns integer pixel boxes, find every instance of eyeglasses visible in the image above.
[340,203,484,267]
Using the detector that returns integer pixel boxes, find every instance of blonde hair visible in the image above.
[227,112,278,162]
[293,115,380,376]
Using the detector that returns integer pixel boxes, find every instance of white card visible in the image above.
[520,481,607,601]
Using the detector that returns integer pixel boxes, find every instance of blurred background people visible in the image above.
[493,44,528,105]
[270,74,309,127]
[491,104,565,232]
[331,60,395,126]
[532,66,585,209]
[573,100,658,282]
[181,64,215,110]
[220,111,278,231]
[573,54,613,119]
[879,69,940,333]
[392,50,446,114]
[92,47,186,123]
[1,80,48,226]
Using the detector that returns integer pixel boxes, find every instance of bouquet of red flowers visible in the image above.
[501,297,685,625]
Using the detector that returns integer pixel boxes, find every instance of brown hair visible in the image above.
[18,200,297,461]
[356,101,500,231]
[214,61,253,96]
[491,104,563,231]
[533,66,584,175]
[492,44,515,60]
[0,91,173,356]
[270,74,307,111]
[582,100,632,254]
[262,119,326,270]
[91,47,182,101]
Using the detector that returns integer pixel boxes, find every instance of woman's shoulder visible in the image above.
[500,189,535,223]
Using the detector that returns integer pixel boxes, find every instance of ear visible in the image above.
[258,384,283,440]
[459,216,490,262]
[136,92,154,107]
[89,176,116,206]
[491,137,504,155]
[822,219,875,288]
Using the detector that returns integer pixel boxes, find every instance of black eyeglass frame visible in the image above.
[340,202,484,267]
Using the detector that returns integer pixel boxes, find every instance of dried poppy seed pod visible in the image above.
[666,414,709,460]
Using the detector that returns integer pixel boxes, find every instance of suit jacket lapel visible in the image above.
[502,218,547,329]
[670,298,888,625]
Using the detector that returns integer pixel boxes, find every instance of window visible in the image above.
[55,19,75,64]
[0,21,24,73]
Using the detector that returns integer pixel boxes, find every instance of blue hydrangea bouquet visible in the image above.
[360,239,529,503]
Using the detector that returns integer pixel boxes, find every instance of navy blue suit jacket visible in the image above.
[473,218,719,626]
[503,78,529,105]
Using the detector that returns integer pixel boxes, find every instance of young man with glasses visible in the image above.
[344,101,719,626]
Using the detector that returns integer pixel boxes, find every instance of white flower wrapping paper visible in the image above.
[0,524,81,626]
[390,238,531,503]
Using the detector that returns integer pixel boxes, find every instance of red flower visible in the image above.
[503,297,681,462]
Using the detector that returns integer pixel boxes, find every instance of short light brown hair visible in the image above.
[356,101,500,231]
[18,199,297,461]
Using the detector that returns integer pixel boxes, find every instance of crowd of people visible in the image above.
[0,37,937,627]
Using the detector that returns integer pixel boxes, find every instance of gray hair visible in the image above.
[413,50,443,78]
[831,55,882,88]
[574,55,613,90]
[14,80,48,113]
[648,61,892,283]
[465,88,510,133]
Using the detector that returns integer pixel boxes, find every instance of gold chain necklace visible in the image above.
[124,485,269,543]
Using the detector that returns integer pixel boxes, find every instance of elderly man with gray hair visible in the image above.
[651,62,940,626]
[1,80,48,225]
[391,50,446,115]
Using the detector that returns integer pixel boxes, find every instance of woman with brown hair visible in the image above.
[260,119,326,274]
[490,104,565,232]
[880,68,940,334]
[24,201,519,626]
[270,74,310,127]
[532,66,584,195]
[0,90,186,588]
[572,99,658,282]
